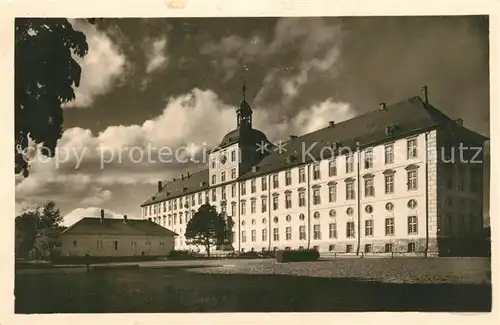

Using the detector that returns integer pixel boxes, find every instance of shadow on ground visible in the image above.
[15,267,491,313]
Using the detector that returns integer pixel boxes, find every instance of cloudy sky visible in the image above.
[15,16,490,226]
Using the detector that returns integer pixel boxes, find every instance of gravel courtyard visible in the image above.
[15,257,491,313]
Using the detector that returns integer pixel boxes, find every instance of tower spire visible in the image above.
[241,77,246,101]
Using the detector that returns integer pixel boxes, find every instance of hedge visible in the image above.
[276,249,320,263]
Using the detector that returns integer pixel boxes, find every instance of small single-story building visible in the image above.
[59,209,177,261]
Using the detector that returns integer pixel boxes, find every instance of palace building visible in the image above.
[140,86,487,256]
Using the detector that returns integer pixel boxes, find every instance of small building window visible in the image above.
[113,241,119,250]
[385,243,393,253]
[407,242,416,253]
[346,244,353,253]
[364,244,372,253]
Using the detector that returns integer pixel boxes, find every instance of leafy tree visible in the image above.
[185,204,227,257]
[15,18,89,177]
[15,201,64,260]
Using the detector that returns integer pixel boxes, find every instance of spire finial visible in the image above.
[241,76,246,101]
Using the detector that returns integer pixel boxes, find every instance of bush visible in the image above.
[167,250,203,260]
[276,249,320,263]
[259,250,277,258]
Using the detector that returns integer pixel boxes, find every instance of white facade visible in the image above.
[143,129,484,255]
[60,233,174,257]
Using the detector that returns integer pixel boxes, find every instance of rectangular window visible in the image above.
[407,170,418,191]
[407,138,418,159]
[365,219,373,236]
[313,163,321,180]
[211,159,216,169]
[385,218,395,235]
[385,174,394,194]
[346,221,355,238]
[231,150,236,162]
[231,168,236,179]
[261,177,267,191]
[407,242,416,253]
[385,143,394,164]
[273,174,279,189]
[328,185,337,203]
[299,191,306,207]
[364,178,374,197]
[346,154,354,173]
[211,174,216,184]
[73,240,77,247]
[251,230,256,242]
[299,226,306,240]
[261,197,267,212]
[211,189,216,202]
[251,179,256,193]
[408,216,418,235]
[285,170,292,186]
[262,229,268,242]
[364,244,372,253]
[385,243,393,253]
[251,200,256,213]
[273,228,279,241]
[241,181,246,195]
[329,223,337,239]
[273,196,279,210]
[231,203,236,217]
[346,244,353,253]
[364,149,373,169]
[96,240,102,250]
[299,167,306,183]
[286,227,292,240]
[221,187,227,200]
[113,240,118,250]
[221,172,226,182]
[231,184,236,198]
[285,193,292,209]
[329,159,337,176]
[346,182,355,200]
[313,188,321,205]
[313,225,321,240]
[241,201,246,215]
[241,231,247,243]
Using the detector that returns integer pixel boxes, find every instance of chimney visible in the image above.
[251,166,258,172]
[158,181,163,192]
[123,215,128,223]
[100,209,105,223]
[421,85,428,104]
[379,103,386,111]
[328,121,335,127]
[456,118,463,127]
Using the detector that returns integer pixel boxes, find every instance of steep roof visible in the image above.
[141,96,488,205]
[61,217,178,236]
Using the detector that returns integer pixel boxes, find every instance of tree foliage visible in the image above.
[15,18,89,176]
[184,204,227,257]
[15,201,64,260]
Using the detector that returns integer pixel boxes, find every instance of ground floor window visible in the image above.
[385,243,393,253]
[329,244,335,251]
[407,242,416,253]
[113,241,118,250]
[346,244,353,253]
[364,244,372,253]
[298,246,304,250]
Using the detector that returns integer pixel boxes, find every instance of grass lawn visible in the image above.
[15,258,491,313]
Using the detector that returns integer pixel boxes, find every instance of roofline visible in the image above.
[60,217,178,237]
[140,124,441,205]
